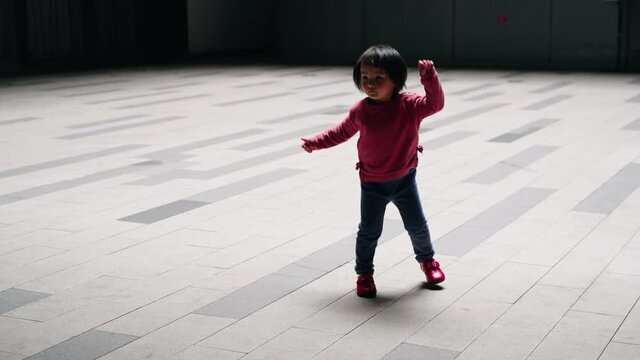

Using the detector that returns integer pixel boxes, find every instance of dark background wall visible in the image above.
[630,0,640,71]
[188,0,277,54]
[1,0,639,76]
[279,0,639,72]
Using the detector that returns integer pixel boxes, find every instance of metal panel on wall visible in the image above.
[363,0,453,66]
[26,0,85,59]
[0,0,18,61]
[629,0,640,71]
[278,0,363,64]
[550,0,619,70]
[454,0,551,68]
[82,0,138,60]
[188,0,277,54]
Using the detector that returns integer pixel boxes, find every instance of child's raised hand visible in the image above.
[418,59,435,77]
[301,138,313,153]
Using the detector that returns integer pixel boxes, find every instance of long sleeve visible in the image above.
[305,112,359,150]
[405,69,445,120]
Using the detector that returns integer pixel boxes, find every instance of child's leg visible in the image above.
[392,170,435,262]
[355,182,389,274]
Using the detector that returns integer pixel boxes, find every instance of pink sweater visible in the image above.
[305,71,445,182]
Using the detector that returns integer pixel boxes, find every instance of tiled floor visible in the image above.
[1,63,639,360]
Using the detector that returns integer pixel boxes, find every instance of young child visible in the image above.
[301,44,446,298]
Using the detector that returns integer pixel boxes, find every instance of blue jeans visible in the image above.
[355,168,435,274]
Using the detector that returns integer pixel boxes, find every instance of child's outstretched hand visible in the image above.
[418,59,435,78]
[301,138,313,153]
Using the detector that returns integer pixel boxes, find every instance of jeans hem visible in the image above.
[415,254,435,263]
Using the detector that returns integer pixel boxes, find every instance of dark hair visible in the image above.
[353,44,407,94]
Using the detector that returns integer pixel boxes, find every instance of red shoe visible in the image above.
[356,273,377,298]
[420,258,445,284]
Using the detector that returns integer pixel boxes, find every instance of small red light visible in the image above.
[497,15,508,23]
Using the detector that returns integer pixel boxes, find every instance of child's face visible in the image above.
[360,64,395,102]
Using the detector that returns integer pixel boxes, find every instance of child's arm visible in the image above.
[408,59,445,119]
[301,113,359,153]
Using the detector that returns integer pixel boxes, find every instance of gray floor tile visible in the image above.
[153,81,203,90]
[234,81,277,88]
[121,168,304,222]
[462,206,523,230]
[306,92,351,101]
[118,200,209,224]
[504,145,557,168]
[214,92,294,107]
[320,105,350,114]
[450,83,498,95]
[193,273,312,319]
[435,226,499,256]
[0,117,39,126]
[0,194,24,206]
[574,163,640,214]
[25,329,138,360]
[623,118,640,130]
[427,103,509,129]
[58,116,185,140]
[383,343,459,360]
[626,93,640,103]
[188,168,306,203]
[68,114,148,129]
[2,66,639,360]
[523,94,572,110]
[530,81,572,93]
[258,105,347,124]
[525,117,559,128]
[117,94,208,109]
[133,147,300,186]
[424,131,476,150]
[276,68,322,77]
[140,129,269,160]
[0,351,24,360]
[9,79,52,87]
[231,124,334,150]
[599,342,640,360]
[275,263,326,280]
[129,170,199,186]
[466,146,557,184]
[194,219,403,319]
[85,90,176,105]
[488,133,522,143]
[0,288,51,314]
[293,78,348,90]
[465,163,518,184]
[489,118,559,143]
[463,91,501,101]
[132,160,163,167]
[44,79,128,91]
[293,239,356,273]
[517,125,545,137]
[63,88,121,98]
[0,144,146,178]
[0,166,134,205]
[232,71,260,78]
[437,187,554,256]
[502,186,557,207]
